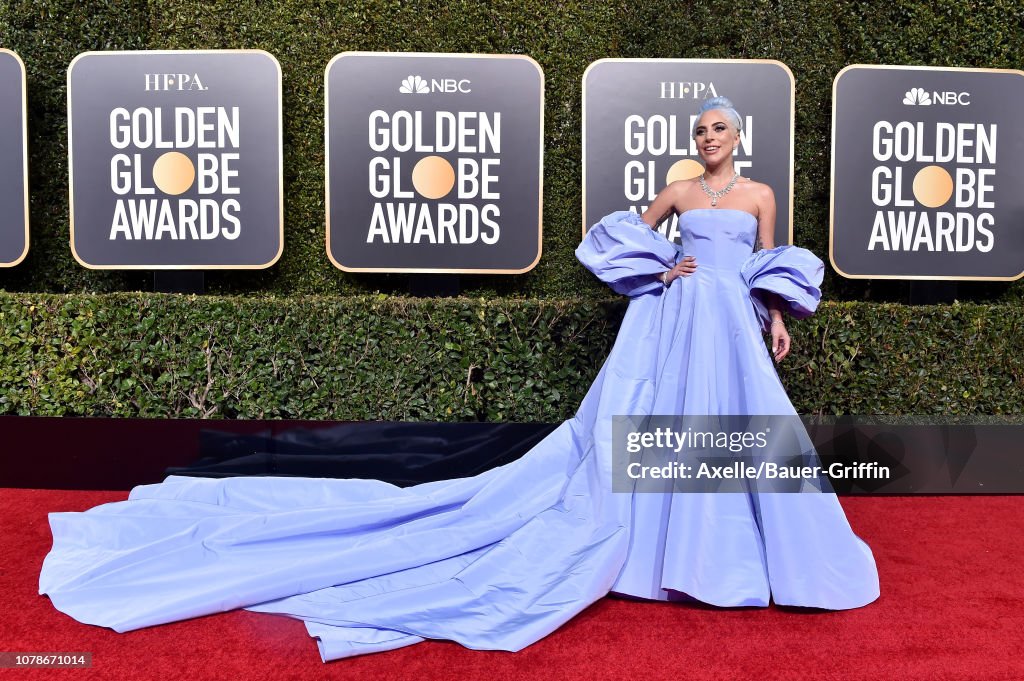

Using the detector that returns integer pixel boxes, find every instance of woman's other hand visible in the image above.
[771,320,790,363]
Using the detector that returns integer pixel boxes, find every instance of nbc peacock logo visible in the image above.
[399,75,429,94]
[902,87,932,106]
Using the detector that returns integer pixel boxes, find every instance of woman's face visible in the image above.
[693,109,739,165]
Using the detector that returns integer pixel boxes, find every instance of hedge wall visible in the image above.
[2,292,1022,420]
[2,0,1023,302]
[2,2,1022,420]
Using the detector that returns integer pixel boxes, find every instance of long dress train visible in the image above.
[39,209,879,661]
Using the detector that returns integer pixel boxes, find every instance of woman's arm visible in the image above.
[641,183,697,284]
[641,183,681,229]
[756,186,791,362]
[756,184,776,251]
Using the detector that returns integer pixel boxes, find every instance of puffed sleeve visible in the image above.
[576,210,681,297]
[740,245,825,332]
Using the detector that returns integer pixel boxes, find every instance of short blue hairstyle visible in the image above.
[692,96,743,137]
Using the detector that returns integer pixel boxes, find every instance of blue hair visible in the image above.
[691,96,743,137]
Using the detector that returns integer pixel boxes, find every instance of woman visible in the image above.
[583,97,879,605]
[645,97,790,361]
[40,98,878,662]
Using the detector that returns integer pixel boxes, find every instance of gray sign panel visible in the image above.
[326,52,543,273]
[68,50,283,269]
[0,49,28,267]
[583,59,794,245]
[831,65,1024,280]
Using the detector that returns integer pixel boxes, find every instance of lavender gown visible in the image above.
[39,209,879,662]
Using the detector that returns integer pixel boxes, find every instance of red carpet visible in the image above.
[3,488,1022,681]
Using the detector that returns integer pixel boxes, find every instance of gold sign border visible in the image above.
[324,51,545,274]
[67,49,284,270]
[830,63,1024,282]
[0,48,30,267]
[581,58,797,246]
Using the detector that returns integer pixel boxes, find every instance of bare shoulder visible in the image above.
[736,177,774,199]
[736,178,775,212]
[664,178,709,213]
[666,178,699,197]
[667,178,703,201]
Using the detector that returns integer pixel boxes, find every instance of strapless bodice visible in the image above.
[676,209,757,271]
[575,210,824,333]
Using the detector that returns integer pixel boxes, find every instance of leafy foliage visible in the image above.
[2,292,1021,419]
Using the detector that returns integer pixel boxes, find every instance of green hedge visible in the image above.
[2,292,1021,419]
[1,0,1023,302]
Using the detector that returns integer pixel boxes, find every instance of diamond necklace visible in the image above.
[698,172,740,207]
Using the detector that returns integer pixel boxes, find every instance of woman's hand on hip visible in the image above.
[665,256,697,284]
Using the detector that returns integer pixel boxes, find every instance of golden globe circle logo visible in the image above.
[666,159,706,184]
[327,52,543,273]
[152,151,196,195]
